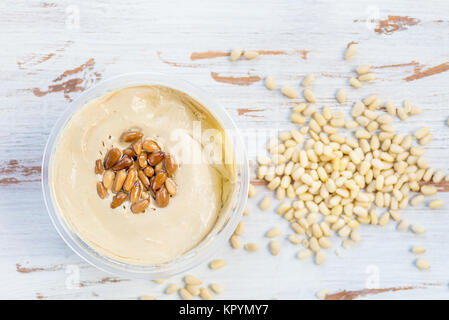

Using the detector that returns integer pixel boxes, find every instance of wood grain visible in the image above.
[1,0,449,300]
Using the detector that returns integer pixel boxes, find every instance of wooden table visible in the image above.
[1,0,449,300]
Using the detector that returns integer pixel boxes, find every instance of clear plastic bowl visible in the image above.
[42,73,249,279]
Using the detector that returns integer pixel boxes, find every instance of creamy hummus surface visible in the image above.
[51,85,235,265]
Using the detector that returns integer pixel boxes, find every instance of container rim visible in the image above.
[41,72,249,279]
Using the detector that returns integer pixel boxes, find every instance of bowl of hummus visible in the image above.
[42,73,249,279]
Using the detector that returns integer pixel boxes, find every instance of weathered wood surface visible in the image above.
[1,0,449,299]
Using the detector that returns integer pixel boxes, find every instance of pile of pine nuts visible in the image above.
[247,43,446,271]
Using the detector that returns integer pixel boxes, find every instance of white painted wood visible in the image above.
[1,0,449,299]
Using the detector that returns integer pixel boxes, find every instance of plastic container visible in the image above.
[42,73,249,279]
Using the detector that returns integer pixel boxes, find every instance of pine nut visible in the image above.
[303,88,316,103]
[184,275,202,286]
[244,50,259,59]
[265,76,276,90]
[165,283,178,295]
[230,235,242,249]
[344,43,357,60]
[199,287,214,300]
[419,133,432,145]
[179,288,193,300]
[412,245,426,255]
[230,48,242,61]
[266,227,282,238]
[421,185,437,196]
[356,65,371,75]
[336,88,347,104]
[411,224,426,234]
[259,195,272,211]
[411,195,425,206]
[209,283,224,294]
[349,77,362,88]
[432,170,444,183]
[414,127,429,140]
[358,73,376,81]
[291,112,306,124]
[282,85,299,99]
[186,285,200,296]
[429,199,443,209]
[302,74,315,87]
[415,258,430,270]
[209,259,226,270]
[288,234,302,244]
[297,248,312,260]
[397,219,409,232]
[234,221,245,236]
[269,240,281,256]
[267,177,280,190]
[245,243,259,252]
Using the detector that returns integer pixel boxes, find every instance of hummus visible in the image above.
[51,85,235,265]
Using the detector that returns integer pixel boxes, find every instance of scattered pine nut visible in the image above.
[265,76,276,90]
[243,206,249,216]
[186,285,200,296]
[269,240,281,256]
[410,106,423,115]
[184,275,202,286]
[358,73,376,82]
[248,183,257,198]
[209,283,224,294]
[411,224,426,235]
[349,77,363,88]
[288,234,302,244]
[179,288,193,300]
[336,88,347,104]
[244,50,259,60]
[414,127,429,140]
[303,88,316,103]
[259,195,272,210]
[429,199,444,209]
[140,295,157,300]
[165,283,178,295]
[297,249,312,260]
[397,219,410,232]
[281,85,299,99]
[234,221,245,236]
[291,112,306,124]
[419,133,432,145]
[199,287,214,300]
[385,101,396,116]
[344,43,357,60]
[412,245,426,255]
[154,279,165,284]
[230,234,243,249]
[266,227,282,238]
[302,74,315,87]
[421,185,437,196]
[411,195,425,207]
[209,259,226,270]
[415,258,431,270]
[230,48,243,62]
[356,65,371,75]
[245,243,259,252]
